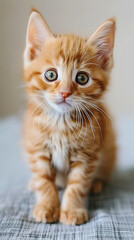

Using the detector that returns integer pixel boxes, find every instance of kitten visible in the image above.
[23,9,116,225]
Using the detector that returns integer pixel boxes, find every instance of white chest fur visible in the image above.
[50,132,70,173]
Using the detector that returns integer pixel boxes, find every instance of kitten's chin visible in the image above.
[49,100,73,114]
[54,102,73,114]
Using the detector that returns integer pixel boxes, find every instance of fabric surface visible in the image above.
[0,116,134,239]
[0,171,134,240]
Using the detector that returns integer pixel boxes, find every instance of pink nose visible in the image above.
[60,91,72,99]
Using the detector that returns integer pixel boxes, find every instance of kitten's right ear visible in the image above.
[87,19,116,71]
[24,10,54,66]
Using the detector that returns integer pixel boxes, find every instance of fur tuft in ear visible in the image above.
[87,18,116,71]
[24,9,54,66]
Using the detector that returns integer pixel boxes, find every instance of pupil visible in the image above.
[50,72,54,78]
[80,75,85,81]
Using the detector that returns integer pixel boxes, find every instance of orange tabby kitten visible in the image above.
[23,9,116,225]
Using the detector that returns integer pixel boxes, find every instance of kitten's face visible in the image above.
[24,11,115,116]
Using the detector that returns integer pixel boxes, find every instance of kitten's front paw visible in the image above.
[60,208,88,225]
[33,203,59,223]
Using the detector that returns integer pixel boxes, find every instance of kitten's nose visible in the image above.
[60,91,72,99]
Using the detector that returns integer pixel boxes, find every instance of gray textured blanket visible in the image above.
[0,117,134,239]
[0,171,134,240]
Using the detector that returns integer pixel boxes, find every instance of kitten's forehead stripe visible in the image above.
[53,35,87,64]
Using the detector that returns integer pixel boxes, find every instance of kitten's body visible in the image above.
[23,10,116,225]
[25,104,116,189]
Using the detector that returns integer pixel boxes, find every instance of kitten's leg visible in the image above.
[29,154,60,223]
[91,121,116,194]
[60,153,98,225]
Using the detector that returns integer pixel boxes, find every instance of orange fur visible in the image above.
[22,10,116,225]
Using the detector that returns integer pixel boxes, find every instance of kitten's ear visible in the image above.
[24,10,54,65]
[87,18,116,71]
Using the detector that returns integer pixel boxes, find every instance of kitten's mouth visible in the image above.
[57,100,71,106]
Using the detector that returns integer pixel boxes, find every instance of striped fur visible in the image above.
[22,10,116,225]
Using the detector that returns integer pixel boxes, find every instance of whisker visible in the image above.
[73,105,80,134]
[26,102,44,130]
[80,99,107,124]
[80,98,113,129]
[79,103,95,141]
[32,101,46,133]
[90,102,112,122]
[80,102,103,143]
[80,109,87,146]
[83,96,104,103]
[77,106,84,139]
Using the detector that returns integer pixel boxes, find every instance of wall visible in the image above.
[0,0,134,117]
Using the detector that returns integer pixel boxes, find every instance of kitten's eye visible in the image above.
[45,69,58,82]
[76,72,89,85]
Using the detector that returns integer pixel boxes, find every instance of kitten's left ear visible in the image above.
[87,18,116,71]
[24,9,54,66]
